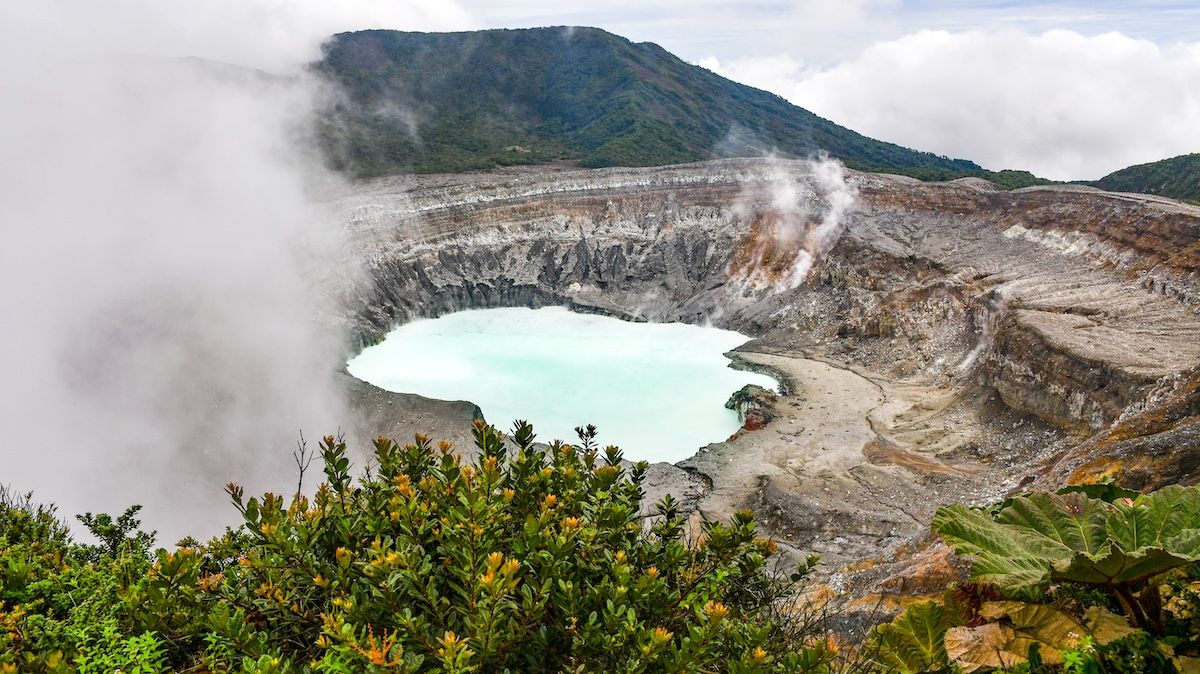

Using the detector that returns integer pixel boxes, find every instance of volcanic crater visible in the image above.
[331,158,1200,595]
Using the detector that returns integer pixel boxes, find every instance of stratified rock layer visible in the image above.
[330,159,1200,582]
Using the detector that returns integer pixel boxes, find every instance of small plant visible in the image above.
[932,484,1200,632]
[864,483,1200,673]
[74,624,167,674]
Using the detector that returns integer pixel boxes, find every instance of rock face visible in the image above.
[340,372,484,452]
[329,158,1200,586]
[725,384,779,432]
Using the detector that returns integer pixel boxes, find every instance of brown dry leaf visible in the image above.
[981,601,1085,655]
[945,623,1029,672]
[1083,605,1138,645]
[1174,655,1200,674]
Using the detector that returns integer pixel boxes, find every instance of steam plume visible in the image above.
[729,157,858,292]
[0,1,469,539]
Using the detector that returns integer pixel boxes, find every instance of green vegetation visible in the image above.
[866,483,1200,673]
[0,422,833,673]
[313,26,1043,186]
[3,422,1197,672]
[1093,154,1200,204]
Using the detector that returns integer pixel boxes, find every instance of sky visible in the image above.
[11,1,1194,180]
[457,0,1200,180]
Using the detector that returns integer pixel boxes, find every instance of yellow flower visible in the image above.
[395,475,416,499]
[704,600,729,622]
[197,573,224,591]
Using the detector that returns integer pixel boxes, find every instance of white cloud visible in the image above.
[5,0,475,70]
[702,29,1200,180]
[459,0,901,64]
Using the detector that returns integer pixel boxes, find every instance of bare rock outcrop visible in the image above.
[725,384,779,432]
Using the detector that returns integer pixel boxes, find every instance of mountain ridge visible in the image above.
[1094,153,1200,204]
[312,26,1047,187]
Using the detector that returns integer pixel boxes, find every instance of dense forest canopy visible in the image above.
[1094,153,1200,204]
[312,27,1050,189]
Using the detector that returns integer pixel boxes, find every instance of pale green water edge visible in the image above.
[347,307,778,463]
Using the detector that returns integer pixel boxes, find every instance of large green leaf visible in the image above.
[979,601,1087,654]
[944,623,1029,673]
[867,600,958,674]
[1051,541,1198,585]
[1106,486,1200,550]
[1083,605,1139,644]
[1166,528,1200,558]
[997,492,1108,556]
[946,601,1140,672]
[932,504,1072,591]
[934,485,1200,594]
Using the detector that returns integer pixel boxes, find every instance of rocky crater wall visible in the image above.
[336,159,1200,433]
[329,159,1200,583]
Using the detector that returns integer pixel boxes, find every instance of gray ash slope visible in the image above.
[331,158,1200,590]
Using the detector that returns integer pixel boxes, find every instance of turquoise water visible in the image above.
[346,307,777,463]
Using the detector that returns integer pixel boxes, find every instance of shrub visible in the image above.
[2,422,834,672]
[863,483,1200,673]
[0,485,164,673]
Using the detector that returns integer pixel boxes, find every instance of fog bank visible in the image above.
[0,1,472,539]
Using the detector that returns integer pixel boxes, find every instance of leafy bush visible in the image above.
[0,486,160,673]
[863,483,1200,673]
[1,422,833,672]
